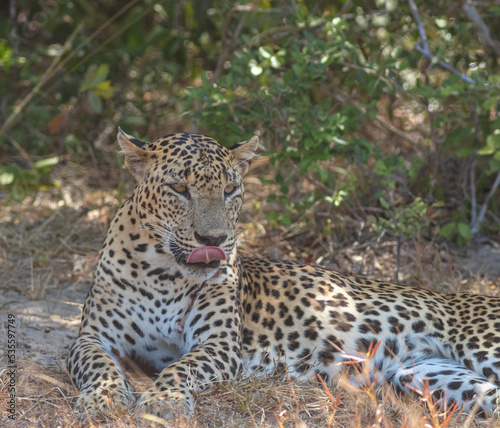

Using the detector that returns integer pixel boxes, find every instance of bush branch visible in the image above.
[0,0,141,149]
[408,0,475,84]
[471,171,500,235]
[462,0,500,55]
[470,159,477,229]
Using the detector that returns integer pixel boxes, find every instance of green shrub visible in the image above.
[1,1,499,245]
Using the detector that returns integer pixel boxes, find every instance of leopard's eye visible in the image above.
[224,184,237,196]
[169,184,190,199]
[172,184,187,193]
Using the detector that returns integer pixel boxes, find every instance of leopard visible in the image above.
[67,129,500,420]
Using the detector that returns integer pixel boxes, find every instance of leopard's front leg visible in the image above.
[67,334,135,418]
[137,280,243,418]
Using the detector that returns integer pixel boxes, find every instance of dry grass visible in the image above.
[1,163,499,427]
[1,359,495,428]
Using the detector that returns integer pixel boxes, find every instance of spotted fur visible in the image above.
[67,130,500,419]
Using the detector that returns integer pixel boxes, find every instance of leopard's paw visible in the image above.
[136,389,192,420]
[75,381,135,420]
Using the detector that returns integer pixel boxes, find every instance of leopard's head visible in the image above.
[118,129,260,279]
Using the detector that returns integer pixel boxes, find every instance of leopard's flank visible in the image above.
[67,130,500,419]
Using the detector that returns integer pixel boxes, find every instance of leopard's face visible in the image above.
[118,131,259,280]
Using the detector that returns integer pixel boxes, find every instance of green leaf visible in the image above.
[299,158,313,174]
[270,56,280,69]
[409,156,424,180]
[249,59,263,76]
[124,115,148,126]
[444,127,475,148]
[290,51,303,63]
[379,197,391,209]
[435,18,447,29]
[79,64,110,92]
[488,158,500,172]
[258,46,273,59]
[457,222,471,240]
[92,80,115,99]
[88,91,102,113]
[0,171,15,185]
[438,222,456,237]
[318,167,328,182]
[281,214,292,226]
[201,71,208,85]
[483,97,499,110]
[487,74,500,83]
[332,136,348,145]
[456,147,475,157]
[284,70,292,85]
[479,133,500,155]
[34,156,59,169]
[11,183,26,202]
[292,64,302,76]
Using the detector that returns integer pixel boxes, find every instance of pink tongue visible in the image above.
[187,246,227,264]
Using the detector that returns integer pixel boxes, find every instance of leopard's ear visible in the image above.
[231,136,262,176]
[117,127,149,182]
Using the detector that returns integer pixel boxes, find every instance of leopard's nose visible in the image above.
[194,231,228,247]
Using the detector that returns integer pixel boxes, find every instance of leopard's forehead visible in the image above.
[144,132,238,183]
[146,133,229,160]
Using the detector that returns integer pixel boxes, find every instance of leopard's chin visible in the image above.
[177,261,224,283]
[184,260,221,269]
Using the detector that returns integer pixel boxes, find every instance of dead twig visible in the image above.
[0,0,141,146]
[471,171,500,234]
[212,7,249,83]
[470,159,477,229]
[54,0,153,94]
[232,5,291,14]
[408,0,475,84]
[461,0,500,55]
[0,22,84,145]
